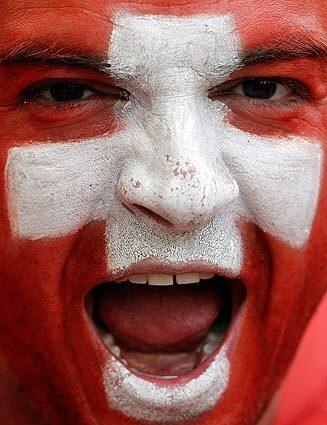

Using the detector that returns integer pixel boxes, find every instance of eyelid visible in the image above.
[208,77,311,101]
[19,78,130,103]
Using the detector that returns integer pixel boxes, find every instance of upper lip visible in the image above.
[108,258,239,282]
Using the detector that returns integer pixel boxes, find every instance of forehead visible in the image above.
[0,0,325,55]
[108,14,240,83]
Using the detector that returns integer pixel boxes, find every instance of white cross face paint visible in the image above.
[5,12,323,424]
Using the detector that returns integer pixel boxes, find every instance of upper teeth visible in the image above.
[125,273,215,286]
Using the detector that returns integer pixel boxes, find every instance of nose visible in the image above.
[117,92,239,233]
[117,156,239,233]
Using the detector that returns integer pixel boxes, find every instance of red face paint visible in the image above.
[0,1,326,424]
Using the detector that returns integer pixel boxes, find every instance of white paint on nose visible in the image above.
[117,95,239,232]
[112,14,241,232]
[117,154,239,232]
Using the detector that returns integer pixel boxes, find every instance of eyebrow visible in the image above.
[0,36,326,73]
[241,37,327,67]
[0,42,111,73]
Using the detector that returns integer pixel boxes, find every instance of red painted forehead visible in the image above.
[0,0,326,56]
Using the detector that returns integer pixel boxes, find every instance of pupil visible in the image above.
[242,79,277,99]
[49,84,86,102]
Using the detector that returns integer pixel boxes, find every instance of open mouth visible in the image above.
[86,272,246,382]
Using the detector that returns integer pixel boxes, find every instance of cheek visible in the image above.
[306,141,327,295]
[225,104,327,139]
[0,222,108,313]
[222,123,323,249]
[0,95,125,147]
[226,107,296,138]
[4,106,119,144]
[5,139,122,240]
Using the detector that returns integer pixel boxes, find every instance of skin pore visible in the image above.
[0,1,326,424]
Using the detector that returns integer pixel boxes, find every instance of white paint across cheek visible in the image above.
[222,132,323,247]
[6,138,123,239]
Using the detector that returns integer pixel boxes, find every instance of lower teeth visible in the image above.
[98,322,227,378]
[202,324,225,360]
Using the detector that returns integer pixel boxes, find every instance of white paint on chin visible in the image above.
[4,11,324,423]
[104,347,229,423]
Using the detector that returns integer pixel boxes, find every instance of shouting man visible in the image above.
[0,0,326,424]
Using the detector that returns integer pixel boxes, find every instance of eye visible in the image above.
[41,83,95,102]
[20,79,130,106]
[232,78,288,100]
[208,77,310,104]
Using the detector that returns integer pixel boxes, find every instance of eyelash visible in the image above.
[209,77,311,104]
[19,79,129,107]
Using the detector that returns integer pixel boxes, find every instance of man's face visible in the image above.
[0,0,326,424]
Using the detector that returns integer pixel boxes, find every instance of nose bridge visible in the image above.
[153,94,217,196]
[149,79,216,166]
[117,88,239,232]
[156,95,206,155]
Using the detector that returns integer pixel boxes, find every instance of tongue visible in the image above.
[94,281,224,352]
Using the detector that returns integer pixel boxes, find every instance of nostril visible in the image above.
[131,204,174,228]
